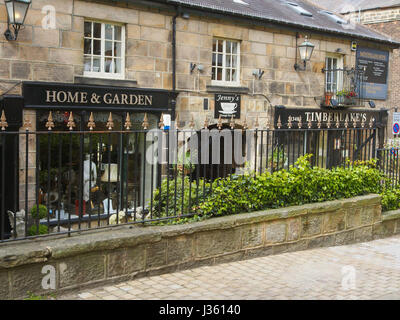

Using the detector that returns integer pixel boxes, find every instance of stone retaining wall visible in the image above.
[2,194,400,299]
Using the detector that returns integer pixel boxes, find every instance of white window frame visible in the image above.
[211,38,241,87]
[325,54,344,93]
[83,20,126,80]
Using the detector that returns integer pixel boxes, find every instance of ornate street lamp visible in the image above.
[4,0,31,41]
[294,34,315,71]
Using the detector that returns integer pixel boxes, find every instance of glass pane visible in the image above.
[217,40,223,52]
[212,53,216,67]
[232,69,237,82]
[217,54,223,67]
[232,42,238,54]
[114,58,121,74]
[105,57,114,73]
[93,39,101,55]
[93,23,101,38]
[232,55,237,68]
[225,68,231,82]
[93,57,101,72]
[84,57,92,72]
[213,39,217,52]
[105,24,113,40]
[114,42,122,58]
[226,55,231,67]
[105,41,113,57]
[217,68,222,81]
[115,26,122,41]
[212,67,216,80]
[84,22,92,38]
[226,41,232,54]
[84,39,92,55]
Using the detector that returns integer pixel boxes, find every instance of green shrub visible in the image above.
[197,155,385,218]
[28,224,48,236]
[151,176,212,217]
[381,187,400,212]
[30,204,48,219]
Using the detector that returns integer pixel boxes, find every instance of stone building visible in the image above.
[309,0,400,137]
[0,0,399,237]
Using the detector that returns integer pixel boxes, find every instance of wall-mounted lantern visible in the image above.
[4,0,31,41]
[294,33,315,71]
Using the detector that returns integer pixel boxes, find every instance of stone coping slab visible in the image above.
[0,194,381,270]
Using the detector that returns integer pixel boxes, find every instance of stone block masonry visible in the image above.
[2,194,400,300]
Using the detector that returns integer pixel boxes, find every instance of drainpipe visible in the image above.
[171,7,180,119]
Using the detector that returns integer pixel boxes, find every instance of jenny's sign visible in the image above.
[356,47,389,100]
[22,82,174,111]
[214,94,240,119]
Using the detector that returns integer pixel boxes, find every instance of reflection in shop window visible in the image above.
[36,111,158,222]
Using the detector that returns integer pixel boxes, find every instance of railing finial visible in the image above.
[254,116,259,129]
[344,117,348,129]
[297,116,302,129]
[242,117,248,130]
[67,112,75,131]
[369,117,375,128]
[326,116,331,129]
[106,112,114,130]
[353,117,357,128]
[175,112,180,129]
[230,115,235,130]
[203,117,209,129]
[0,110,8,131]
[142,113,149,130]
[277,116,282,129]
[287,116,292,129]
[45,111,55,131]
[361,117,366,128]
[189,114,195,129]
[217,115,223,130]
[124,113,131,130]
[159,113,164,129]
[88,112,95,131]
[265,116,270,130]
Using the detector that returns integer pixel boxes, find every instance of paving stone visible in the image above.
[59,235,400,300]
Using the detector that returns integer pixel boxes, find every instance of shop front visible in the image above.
[273,106,388,169]
[19,82,176,225]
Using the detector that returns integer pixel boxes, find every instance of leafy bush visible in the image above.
[151,176,212,217]
[197,155,385,218]
[381,187,400,212]
[30,204,48,219]
[28,224,48,236]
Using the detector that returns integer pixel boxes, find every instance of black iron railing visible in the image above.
[322,67,366,108]
[0,112,381,242]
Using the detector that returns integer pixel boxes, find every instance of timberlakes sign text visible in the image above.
[22,82,173,111]
[274,107,382,129]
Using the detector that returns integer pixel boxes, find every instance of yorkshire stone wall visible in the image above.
[1,194,399,300]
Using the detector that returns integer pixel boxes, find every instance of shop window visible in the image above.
[84,21,125,79]
[36,111,158,220]
[212,39,241,86]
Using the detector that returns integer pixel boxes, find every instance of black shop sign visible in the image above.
[214,94,240,119]
[22,82,175,112]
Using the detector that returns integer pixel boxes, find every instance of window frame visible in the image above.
[83,20,126,80]
[211,38,241,87]
[325,54,344,93]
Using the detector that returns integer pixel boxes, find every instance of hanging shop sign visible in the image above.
[22,82,175,111]
[274,107,386,129]
[356,47,389,100]
[214,93,241,119]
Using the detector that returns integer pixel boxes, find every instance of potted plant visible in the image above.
[177,149,196,175]
[336,90,357,106]
[324,91,333,106]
